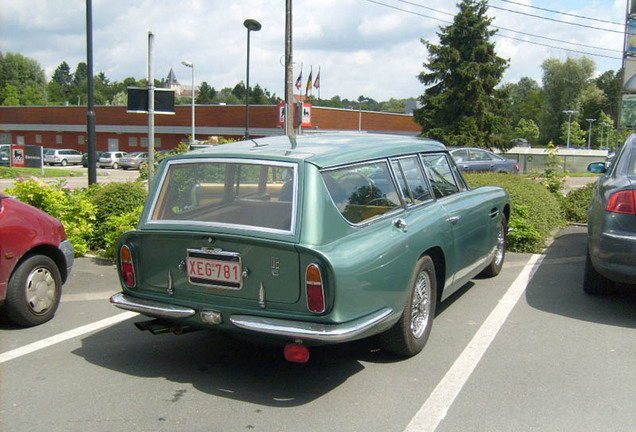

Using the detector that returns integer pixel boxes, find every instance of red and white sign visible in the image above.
[278,102,312,128]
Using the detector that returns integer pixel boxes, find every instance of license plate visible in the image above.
[186,249,242,289]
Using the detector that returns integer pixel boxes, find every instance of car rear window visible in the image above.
[150,160,297,233]
[321,161,401,224]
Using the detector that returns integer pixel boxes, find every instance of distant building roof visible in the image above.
[166,68,179,87]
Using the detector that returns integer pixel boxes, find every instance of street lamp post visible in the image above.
[358,98,368,133]
[586,118,597,149]
[243,19,262,139]
[563,110,577,149]
[181,60,195,144]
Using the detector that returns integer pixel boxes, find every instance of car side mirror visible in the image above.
[587,162,606,174]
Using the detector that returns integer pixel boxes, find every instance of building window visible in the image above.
[78,135,85,145]
[56,135,63,145]
[17,136,25,145]
[129,137,138,147]
[35,135,42,144]
[141,138,148,148]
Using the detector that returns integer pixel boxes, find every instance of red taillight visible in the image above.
[606,190,636,215]
[306,263,325,313]
[120,245,136,287]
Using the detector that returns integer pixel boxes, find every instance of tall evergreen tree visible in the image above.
[414,0,509,149]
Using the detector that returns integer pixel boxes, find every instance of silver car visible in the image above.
[98,151,128,169]
[118,152,148,170]
[44,149,83,166]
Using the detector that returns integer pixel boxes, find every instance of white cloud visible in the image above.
[0,0,626,101]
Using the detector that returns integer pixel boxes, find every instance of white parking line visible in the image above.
[404,253,545,432]
[0,312,137,364]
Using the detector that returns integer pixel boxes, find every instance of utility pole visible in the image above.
[147,31,155,184]
[284,0,296,144]
[86,0,97,185]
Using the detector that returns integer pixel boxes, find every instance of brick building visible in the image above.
[0,105,421,152]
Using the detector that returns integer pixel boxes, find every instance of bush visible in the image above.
[561,182,595,224]
[5,177,96,255]
[102,205,145,258]
[86,182,147,251]
[464,173,566,253]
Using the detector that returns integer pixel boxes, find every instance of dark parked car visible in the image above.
[0,194,74,326]
[0,144,10,167]
[119,152,148,170]
[585,135,636,294]
[110,134,510,362]
[81,151,105,168]
[449,147,519,174]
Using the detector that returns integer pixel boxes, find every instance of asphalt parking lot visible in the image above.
[1,226,635,432]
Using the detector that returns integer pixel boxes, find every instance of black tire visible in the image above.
[5,255,62,326]
[112,162,119,169]
[583,248,615,295]
[381,255,437,357]
[61,159,68,166]
[480,215,507,277]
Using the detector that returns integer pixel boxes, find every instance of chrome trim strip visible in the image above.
[110,292,196,319]
[229,307,393,342]
[601,232,636,243]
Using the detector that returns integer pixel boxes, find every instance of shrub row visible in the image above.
[465,173,594,253]
[5,171,595,257]
[5,177,146,257]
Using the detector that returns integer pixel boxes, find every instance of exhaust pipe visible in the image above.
[134,319,198,335]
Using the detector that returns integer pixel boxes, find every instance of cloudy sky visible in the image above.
[0,0,628,101]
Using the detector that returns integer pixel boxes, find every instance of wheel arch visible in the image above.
[420,246,445,303]
[16,244,69,283]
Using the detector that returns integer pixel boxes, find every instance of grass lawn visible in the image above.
[0,166,84,179]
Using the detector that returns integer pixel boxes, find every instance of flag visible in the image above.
[314,68,321,89]
[295,69,302,90]
[306,67,313,96]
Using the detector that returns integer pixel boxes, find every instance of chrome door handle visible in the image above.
[489,208,499,218]
[393,218,408,232]
[448,216,461,224]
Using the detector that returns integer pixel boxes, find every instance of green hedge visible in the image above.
[5,171,596,257]
[465,173,566,253]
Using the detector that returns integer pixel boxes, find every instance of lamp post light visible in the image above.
[563,110,577,149]
[358,98,369,133]
[243,18,262,139]
[181,60,195,144]
[586,118,597,149]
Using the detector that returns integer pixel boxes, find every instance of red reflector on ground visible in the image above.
[284,344,310,363]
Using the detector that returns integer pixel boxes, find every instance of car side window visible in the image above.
[420,153,461,199]
[471,149,491,161]
[322,161,401,224]
[451,149,469,162]
[390,156,432,205]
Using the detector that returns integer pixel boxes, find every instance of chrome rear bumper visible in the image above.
[110,292,393,342]
[230,308,393,342]
[110,293,196,319]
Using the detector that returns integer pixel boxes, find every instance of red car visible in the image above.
[0,193,74,326]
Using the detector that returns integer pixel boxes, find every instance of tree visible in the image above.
[196,81,216,104]
[506,77,543,127]
[540,57,595,145]
[594,69,622,125]
[513,119,540,145]
[560,120,586,148]
[414,0,510,149]
[1,84,20,105]
[231,82,246,101]
[0,52,47,105]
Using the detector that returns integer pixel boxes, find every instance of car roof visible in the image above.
[172,133,447,168]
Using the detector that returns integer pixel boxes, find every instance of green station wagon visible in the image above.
[111,134,510,362]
